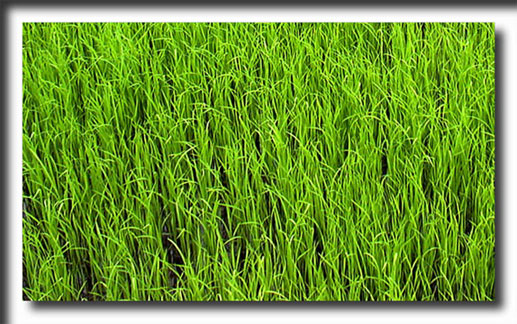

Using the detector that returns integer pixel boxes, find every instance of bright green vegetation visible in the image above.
[22,23,495,301]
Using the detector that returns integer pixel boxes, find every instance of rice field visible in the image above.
[22,22,495,301]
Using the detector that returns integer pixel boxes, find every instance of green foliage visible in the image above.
[22,22,495,301]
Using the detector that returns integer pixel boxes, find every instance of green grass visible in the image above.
[22,22,495,301]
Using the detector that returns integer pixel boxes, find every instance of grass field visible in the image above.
[22,22,495,301]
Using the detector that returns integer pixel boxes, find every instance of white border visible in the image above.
[9,6,516,324]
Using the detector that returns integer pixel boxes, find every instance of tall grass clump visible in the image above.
[22,22,495,301]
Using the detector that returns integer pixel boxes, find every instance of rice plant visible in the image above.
[22,22,495,301]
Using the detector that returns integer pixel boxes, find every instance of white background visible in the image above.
[8,6,516,324]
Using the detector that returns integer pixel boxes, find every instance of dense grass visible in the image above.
[22,23,495,301]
